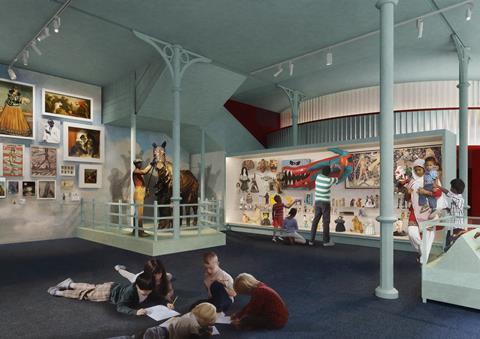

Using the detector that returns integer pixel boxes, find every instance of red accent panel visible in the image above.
[224,100,280,147]
[468,146,480,216]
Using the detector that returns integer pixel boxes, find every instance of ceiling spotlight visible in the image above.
[37,27,50,42]
[466,4,473,21]
[53,17,61,33]
[273,65,284,77]
[31,41,42,56]
[8,67,17,80]
[289,61,294,76]
[326,50,333,66]
[22,50,29,66]
[417,18,424,39]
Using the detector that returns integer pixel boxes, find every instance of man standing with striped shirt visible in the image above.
[309,165,350,247]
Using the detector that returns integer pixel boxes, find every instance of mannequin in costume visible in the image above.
[132,159,153,236]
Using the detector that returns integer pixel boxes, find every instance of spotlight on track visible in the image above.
[466,4,473,21]
[37,27,50,42]
[31,41,42,56]
[22,50,29,66]
[289,61,294,76]
[8,67,17,80]
[273,65,284,77]
[326,50,333,66]
[53,17,61,33]
[417,18,424,39]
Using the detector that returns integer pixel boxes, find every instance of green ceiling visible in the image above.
[1,0,477,113]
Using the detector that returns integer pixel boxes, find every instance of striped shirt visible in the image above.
[272,203,286,219]
[315,174,338,202]
[446,191,465,226]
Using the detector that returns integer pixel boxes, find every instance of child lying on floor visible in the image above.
[47,273,154,316]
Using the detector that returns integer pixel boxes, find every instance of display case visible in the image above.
[225,130,456,248]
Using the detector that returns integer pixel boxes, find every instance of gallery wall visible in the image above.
[0,65,190,244]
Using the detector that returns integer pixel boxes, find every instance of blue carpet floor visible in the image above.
[1,232,480,339]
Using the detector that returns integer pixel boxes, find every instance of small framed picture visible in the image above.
[7,180,19,195]
[60,180,74,190]
[71,191,81,201]
[60,164,76,176]
[37,180,56,199]
[79,164,102,188]
[0,178,6,198]
[40,118,61,144]
[22,181,36,197]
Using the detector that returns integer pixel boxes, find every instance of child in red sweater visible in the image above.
[231,273,288,330]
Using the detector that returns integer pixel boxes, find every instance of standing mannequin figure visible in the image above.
[132,159,152,237]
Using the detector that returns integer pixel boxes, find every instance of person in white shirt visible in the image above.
[42,119,60,143]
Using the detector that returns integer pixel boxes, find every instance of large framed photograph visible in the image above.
[0,78,35,139]
[79,164,102,188]
[31,146,57,177]
[1,143,24,177]
[42,89,93,122]
[63,122,104,163]
[346,151,380,189]
[37,180,56,199]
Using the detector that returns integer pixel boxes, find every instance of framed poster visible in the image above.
[63,122,104,163]
[0,78,35,139]
[7,180,19,195]
[79,164,102,188]
[60,164,75,176]
[42,89,93,122]
[60,179,74,190]
[40,118,61,144]
[346,151,380,189]
[37,180,56,199]
[22,181,36,197]
[0,177,5,198]
[31,146,57,177]
[1,143,24,177]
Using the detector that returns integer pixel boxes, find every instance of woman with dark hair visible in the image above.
[115,259,174,306]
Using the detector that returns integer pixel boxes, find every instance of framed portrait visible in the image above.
[60,179,74,190]
[71,191,81,201]
[31,146,57,177]
[60,164,75,176]
[42,89,93,122]
[37,180,56,199]
[40,118,61,144]
[0,78,35,139]
[63,122,104,163]
[7,180,19,195]
[0,177,5,198]
[22,181,36,197]
[1,143,24,177]
[79,164,102,188]
[346,151,380,189]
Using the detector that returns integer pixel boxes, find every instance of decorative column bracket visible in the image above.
[278,85,306,146]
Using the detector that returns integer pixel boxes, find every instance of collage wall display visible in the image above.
[0,77,103,203]
[226,144,442,239]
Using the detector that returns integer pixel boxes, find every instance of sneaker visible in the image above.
[272,237,277,243]
[323,241,335,247]
[166,272,173,281]
[277,236,284,241]
[307,241,315,246]
[47,286,60,296]
[56,278,73,290]
[115,265,126,271]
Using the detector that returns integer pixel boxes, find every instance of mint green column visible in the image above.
[278,85,306,146]
[200,128,206,203]
[375,0,399,300]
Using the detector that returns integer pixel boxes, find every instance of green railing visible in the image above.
[79,198,223,240]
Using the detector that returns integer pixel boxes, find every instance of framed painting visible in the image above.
[0,177,5,198]
[0,78,35,139]
[22,181,36,197]
[60,179,74,190]
[346,151,380,189]
[42,89,93,122]
[60,164,75,176]
[394,145,442,186]
[31,146,57,177]
[1,143,24,177]
[37,180,56,199]
[79,164,102,188]
[63,122,104,163]
[40,118,61,144]
[7,180,19,195]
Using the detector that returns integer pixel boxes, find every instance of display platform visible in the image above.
[76,225,226,256]
[422,229,480,309]
[225,130,456,250]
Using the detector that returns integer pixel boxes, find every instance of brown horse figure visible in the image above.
[152,142,199,228]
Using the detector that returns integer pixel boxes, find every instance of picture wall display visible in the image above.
[79,164,102,188]
[42,89,93,122]
[0,78,35,139]
[63,122,104,163]
[31,146,57,177]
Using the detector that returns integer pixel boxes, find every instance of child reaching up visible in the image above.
[190,251,236,313]
[231,273,288,330]
[271,195,294,243]
[47,273,154,316]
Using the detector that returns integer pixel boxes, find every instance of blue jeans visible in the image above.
[190,281,232,312]
[418,184,437,209]
[310,200,331,243]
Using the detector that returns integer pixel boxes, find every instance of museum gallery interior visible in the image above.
[1,0,480,338]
